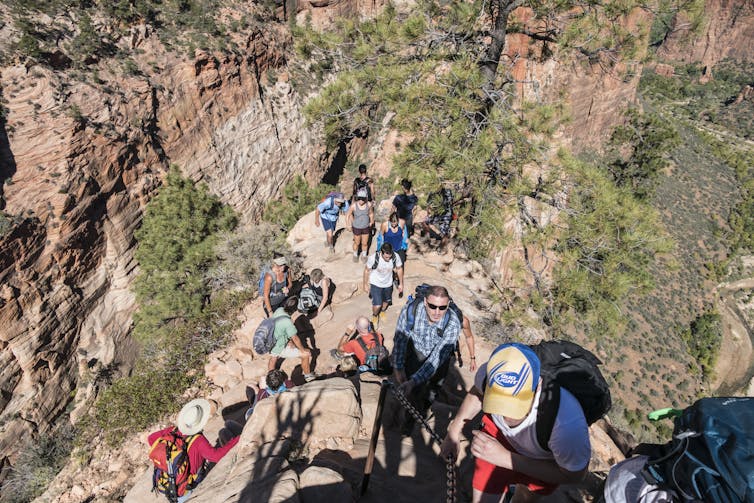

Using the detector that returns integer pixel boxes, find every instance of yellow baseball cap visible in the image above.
[482,343,540,420]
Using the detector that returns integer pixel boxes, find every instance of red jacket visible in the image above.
[148,427,239,475]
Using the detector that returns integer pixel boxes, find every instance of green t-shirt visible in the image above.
[270,308,297,355]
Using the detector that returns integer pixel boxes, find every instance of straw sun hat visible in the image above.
[177,398,211,435]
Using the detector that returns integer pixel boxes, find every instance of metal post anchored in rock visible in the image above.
[362,379,389,496]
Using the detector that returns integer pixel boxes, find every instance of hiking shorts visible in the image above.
[273,346,303,359]
[472,414,558,496]
[353,225,371,236]
[321,218,337,232]
[370,284,393,306]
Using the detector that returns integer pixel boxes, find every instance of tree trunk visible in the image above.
[480,0,519,83]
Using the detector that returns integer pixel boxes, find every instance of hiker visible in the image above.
[261,254,292,318]
[421,186,454,250]
[363,243,403,327]
[315,192,349,254]
[392,285,462,433]
[331,315,385,367]
[268,296,318,382]
[352,163,375,203]
[345,192,374,262]
[391,178,419,236]
[440,343,591,503]
[300,268,333,318]
[148,399,241,502]
[377,212,408,268]
[244,369,296,420]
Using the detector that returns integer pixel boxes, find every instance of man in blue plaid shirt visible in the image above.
[392,285,462,434]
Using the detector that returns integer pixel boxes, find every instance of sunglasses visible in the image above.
[426,302,449,311]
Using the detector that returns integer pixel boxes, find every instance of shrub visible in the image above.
[207,223,302,291]
[262,175,334,232]
[0,424,75,503]
[680,310,722,379]
[82,290,250,445]
[132,166,236,343]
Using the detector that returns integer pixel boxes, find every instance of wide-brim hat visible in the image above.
[177,398,211,435]
[482,343,540,420]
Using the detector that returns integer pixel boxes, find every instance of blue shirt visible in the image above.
[393,301,461,385]
[317,198,349,222]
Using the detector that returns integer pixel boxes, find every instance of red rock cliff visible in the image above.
[0,17,325,477]
[658,0,754,69]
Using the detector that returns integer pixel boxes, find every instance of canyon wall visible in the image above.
[0,0,652,486]
[0,14,328,479]
[658,0,754,69]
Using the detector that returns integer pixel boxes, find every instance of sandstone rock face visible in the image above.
[506,7,651,150]
[0,17,326,476]
[658,0,754,69]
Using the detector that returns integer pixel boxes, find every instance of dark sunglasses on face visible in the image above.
[426,301,449,311]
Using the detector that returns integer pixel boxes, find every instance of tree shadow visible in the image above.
[237,381,358,501]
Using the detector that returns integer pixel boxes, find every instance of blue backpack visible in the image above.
[257,266,288,297]
[640,397,754,502]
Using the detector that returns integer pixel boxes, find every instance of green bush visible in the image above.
[132,166,236,343]
[680,310,722,379]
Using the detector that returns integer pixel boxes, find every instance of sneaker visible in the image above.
[379,311,386,323]
[352,253,359,262]
[329,246,335,255]
[304,373,319,383]
[371,315,379,327]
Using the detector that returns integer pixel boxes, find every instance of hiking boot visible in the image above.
[371,315,379,327]
[328,246,335,255]
[304,373,319,383]
[379,311,387,323]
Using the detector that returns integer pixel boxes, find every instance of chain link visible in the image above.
[386,380,457,503]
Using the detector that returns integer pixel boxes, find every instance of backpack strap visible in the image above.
[534,377,561,452]
[356,337,369,352]
[371,252,380,269]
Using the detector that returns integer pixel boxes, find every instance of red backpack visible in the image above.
[149,428,201,502]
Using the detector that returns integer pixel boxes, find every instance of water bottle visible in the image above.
[366,354,378,371]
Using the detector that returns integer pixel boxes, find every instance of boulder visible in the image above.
[244,378,361,444]
[299,465,352,502]
[331,281,359,304]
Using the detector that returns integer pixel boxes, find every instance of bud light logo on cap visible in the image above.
[490,361,531,396]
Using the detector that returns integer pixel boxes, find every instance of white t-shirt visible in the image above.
[366,253,403,288]
[474,364,591,472]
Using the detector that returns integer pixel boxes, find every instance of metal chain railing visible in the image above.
[386,380,457,503]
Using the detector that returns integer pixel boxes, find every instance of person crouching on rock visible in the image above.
[268,296,318,383]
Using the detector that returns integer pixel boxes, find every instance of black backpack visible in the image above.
[370,251,398,269]
[354,176,372,200]
[529,340,612,451]
[639,397,754,502]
